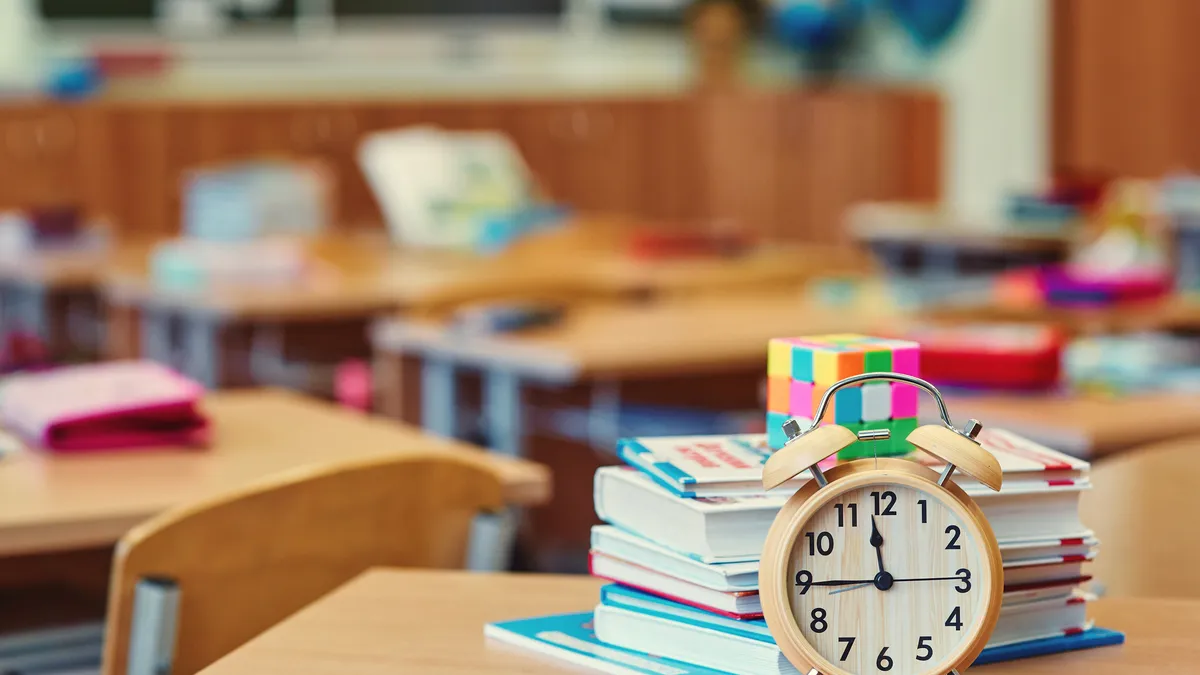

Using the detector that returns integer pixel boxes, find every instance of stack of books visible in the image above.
[487,430,1124,674]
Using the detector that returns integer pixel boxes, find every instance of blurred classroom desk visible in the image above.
[0,241,153,359]
[197,568,1189,675]
[937,392,1200,460]
[0,389,549,558]
[103,222,864,388]
[924,295,1200,336]
[371,290,884,455]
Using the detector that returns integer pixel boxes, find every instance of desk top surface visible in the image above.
[199,568,1196,675]
[99,222,865,320]
[373,289,892,381]
[0,390,548,557]
[945,391,1200,459]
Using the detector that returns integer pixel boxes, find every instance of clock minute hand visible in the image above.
[891,575,962,583]
[810,578,875,586]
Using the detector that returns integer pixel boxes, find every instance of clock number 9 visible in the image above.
[794,569,812,595]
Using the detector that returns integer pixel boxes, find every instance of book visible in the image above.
[589,550,1090,620]
[0,361,209,452]
[617,429,1088,499]
[484,611,730,675]
[590,525,1097,594]
[593,585,1111,675]
[594,467,1089,562]
[486,609,1123,675]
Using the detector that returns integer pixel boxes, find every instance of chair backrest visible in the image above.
[1080,436,1199,598]
[101,450,505,675]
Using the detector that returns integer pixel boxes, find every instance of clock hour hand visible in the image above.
[870,515,885,575]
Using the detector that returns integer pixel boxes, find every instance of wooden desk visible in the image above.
[937,392,1200,460]
[0,241,153,359]
[0,389,549,564]
[372,290,891,455]
[102,222,864,388]
[924,295,1200,336]
[198,568,1188,675]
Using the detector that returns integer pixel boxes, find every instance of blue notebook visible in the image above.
[487,608,1123,674]
[485,611,730,675]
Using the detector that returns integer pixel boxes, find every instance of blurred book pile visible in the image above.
[487,432,1124,674]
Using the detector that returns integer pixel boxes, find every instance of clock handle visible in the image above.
[784,372,982,447]
[775,373,1000,492]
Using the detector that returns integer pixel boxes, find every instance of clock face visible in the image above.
[787,483,988,675]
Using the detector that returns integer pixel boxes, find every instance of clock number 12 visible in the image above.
[870,490,897,516]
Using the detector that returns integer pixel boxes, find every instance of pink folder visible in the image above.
[0,361,210,452]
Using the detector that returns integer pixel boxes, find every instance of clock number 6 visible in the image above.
[876,647,893,671]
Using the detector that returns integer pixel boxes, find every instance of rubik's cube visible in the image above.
[767,334,921,459]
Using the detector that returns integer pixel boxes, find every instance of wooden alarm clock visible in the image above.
[760,373,1004,675]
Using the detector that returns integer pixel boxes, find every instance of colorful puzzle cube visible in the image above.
[766,334,921,459]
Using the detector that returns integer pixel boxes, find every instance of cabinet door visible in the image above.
[697,92,783,237]
[635,97,706,224]
[0,103,86,211]
[80,103,170,237]
[509,99,646,215]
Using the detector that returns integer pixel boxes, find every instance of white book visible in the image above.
[594,467,1090,562]
[590,525,1097,594]
[618,429,1089,498]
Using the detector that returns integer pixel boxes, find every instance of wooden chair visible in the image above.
[101,450,505,675]
[1080,435,1200,598]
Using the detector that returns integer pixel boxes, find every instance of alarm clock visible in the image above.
[760,373,1003,675]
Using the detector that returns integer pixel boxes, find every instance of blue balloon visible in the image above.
[886,0,970,51]
[772,0,867,53]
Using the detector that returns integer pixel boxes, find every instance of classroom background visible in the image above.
[0,1,1198,673]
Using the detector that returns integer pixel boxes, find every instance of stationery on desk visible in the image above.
[489,428,1121,674]
[488,333,1123,674]
[0,361,209,452]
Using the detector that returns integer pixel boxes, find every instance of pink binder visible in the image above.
[0,361,210,452]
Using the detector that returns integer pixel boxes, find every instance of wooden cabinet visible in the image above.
[0,102,87,211]
[2,88,942,243]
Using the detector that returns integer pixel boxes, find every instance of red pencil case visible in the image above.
[0,361,210,452]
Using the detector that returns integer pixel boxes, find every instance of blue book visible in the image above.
[484,611,731,675]
[597,585,1123,672]
[487,608,1123,675]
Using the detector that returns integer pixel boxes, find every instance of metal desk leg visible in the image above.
[421,356,458,438]
[140,309,173,366]
[16,285,48,342]
[467,509,517,572]
[184,315,224,389]
[483,369,524,457]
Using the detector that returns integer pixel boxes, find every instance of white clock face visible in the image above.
[787,483,987,675]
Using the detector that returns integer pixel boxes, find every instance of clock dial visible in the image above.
[787,484,987,675]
